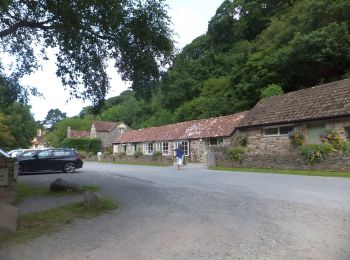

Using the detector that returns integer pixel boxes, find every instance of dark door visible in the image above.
[35,150,53,171]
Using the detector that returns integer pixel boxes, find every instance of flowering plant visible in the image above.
[320,130,342,149]
[289,130,304,147]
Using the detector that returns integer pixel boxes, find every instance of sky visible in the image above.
[17,0,224,121]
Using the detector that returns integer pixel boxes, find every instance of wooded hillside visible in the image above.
[82,0,350,129]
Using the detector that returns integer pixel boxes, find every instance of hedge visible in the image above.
[62,138,102,154]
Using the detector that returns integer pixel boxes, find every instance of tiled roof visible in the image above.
[71,130,90,138]
[239,78,350,128]
[113,112,247,144]
[93,121,120,132]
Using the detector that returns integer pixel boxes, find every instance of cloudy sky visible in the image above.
[19,0,223,121]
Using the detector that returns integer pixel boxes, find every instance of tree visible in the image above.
[0,0,174,108]
[260,84,284,99]
[48,117,93,147]
[1,103,37,149]
[43,108,67,129]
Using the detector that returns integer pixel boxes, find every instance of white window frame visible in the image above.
[263,124,294,137]
[162,142,169,155]
[175,141,189,156]
[143,142,154,155]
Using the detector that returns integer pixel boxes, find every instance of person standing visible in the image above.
[174,144,184,171]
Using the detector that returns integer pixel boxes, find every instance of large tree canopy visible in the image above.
[0,0,174,107]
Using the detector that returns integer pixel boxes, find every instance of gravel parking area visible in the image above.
[1,161,350,260]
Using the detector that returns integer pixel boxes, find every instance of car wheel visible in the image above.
[63,162,76,173]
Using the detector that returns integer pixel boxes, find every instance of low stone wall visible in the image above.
[90,154,174,166]
[0,157,17,204]
[216,152,350,171]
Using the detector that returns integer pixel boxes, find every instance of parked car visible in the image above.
[18,148,83,174]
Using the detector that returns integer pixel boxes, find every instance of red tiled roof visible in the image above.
[93,121,120,132]
[239,78,350,127]
[71,130,90,138]
[113,112,247,144]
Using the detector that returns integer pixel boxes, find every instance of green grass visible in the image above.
[209,166,350,178]
[15,182,101,204]
[0,198,118,247]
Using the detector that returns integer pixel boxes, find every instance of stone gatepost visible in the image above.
[0,153,17,204]
[0,152,19,232]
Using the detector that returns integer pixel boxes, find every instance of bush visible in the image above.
[77,150,88,159]
[320,129,342,149]
[228,146,245,163]
[134,150,143,159]
[341,141,350,153]
[152,151,163,161]
[289,130,304,147]
[236,133,248,147]
[117,152,126,159]
[301,143,335,165]
[62,138,101,154]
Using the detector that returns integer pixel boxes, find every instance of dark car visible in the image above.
[18,148,83,174]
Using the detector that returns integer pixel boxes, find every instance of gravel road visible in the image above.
[1,161,350,260]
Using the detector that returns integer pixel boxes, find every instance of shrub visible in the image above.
[237,133,248,147]
[228,146,245,163]
[289,130,304,147]
[62,138,101,154]
[134,150,143,159]
[301,143,334,165]
[77,150,88,159]
[320,129,342,149]
[341,141,350,153]
[117,152,126,159]
[152,151,163,161]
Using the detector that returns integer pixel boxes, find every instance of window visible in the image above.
[205,138,224,146]
[162,142,169,155]
[53,150,65,157]
[38,150,52,158]
[175,141,189,156]
[144,142,154,155]
[263,125,294,136]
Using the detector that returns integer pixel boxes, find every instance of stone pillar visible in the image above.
[207,151,216,167]
[0,155,19,233]
[0,155,17,204]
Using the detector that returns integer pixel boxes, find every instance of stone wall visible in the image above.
[215,151,350,171]
[97,154,174,166]
[242,117,350,155]
[0,156,17,204]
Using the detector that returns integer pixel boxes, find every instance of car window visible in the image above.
[22,151,36,157]
[38,150,52,158]
[64,151,73,156]
[53,150,65,157]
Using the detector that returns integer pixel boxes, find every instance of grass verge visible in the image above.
[209,166,350,178]
[0,198,118,247]
[16,182,101,204]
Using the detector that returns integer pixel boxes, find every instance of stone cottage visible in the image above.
[112,112,246,163]
[90,121,130,149]
[238,78,350,156]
